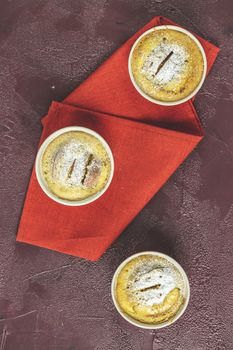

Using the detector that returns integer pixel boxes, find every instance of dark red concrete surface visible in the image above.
[0,1,233,349]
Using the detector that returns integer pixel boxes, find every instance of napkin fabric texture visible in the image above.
[17,16,219,260]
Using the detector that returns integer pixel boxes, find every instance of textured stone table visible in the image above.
[0,1,232,349]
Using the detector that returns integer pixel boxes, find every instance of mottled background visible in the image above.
[0,0,232,349]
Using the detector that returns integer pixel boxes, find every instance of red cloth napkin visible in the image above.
[17,16,219,260]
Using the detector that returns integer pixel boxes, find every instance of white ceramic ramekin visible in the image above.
[111,251,190,329]
[35,126,114,206]
[128,25,207,106]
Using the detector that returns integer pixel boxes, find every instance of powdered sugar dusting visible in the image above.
[142,41,189,85]
[51,139,101,188]
[129,267,176,306]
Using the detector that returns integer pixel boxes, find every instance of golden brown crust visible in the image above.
[42,131,111,201]
[116,255,186,324]
[131,29,204,102]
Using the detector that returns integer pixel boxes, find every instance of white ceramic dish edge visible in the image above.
[35,126,114,206]
[111,251,190,329]
[128,25,207,106]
